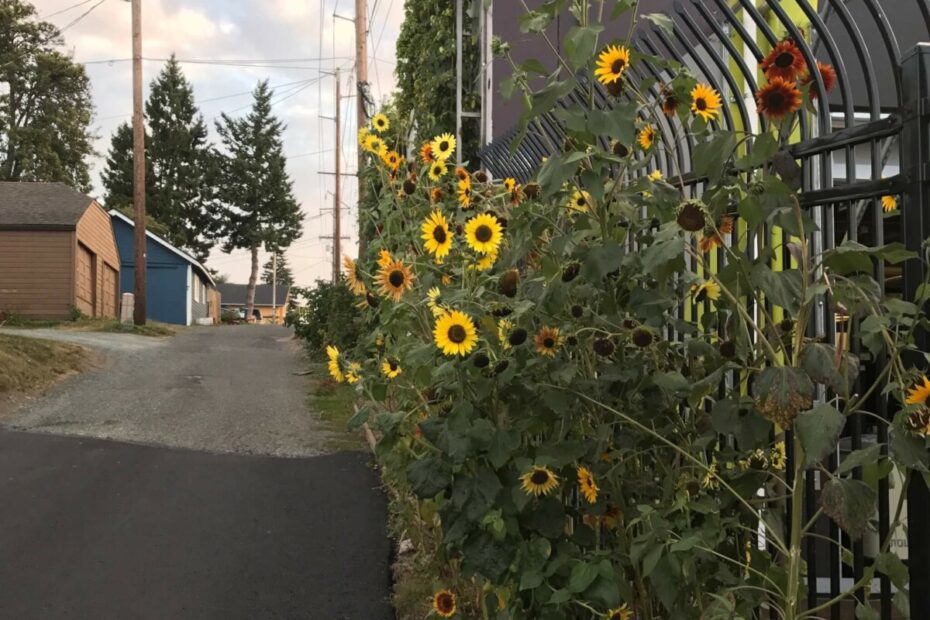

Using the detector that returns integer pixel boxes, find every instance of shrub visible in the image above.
[289,280,362,356]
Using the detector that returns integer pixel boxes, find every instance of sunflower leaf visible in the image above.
[821,478,876,540]
[563,26,602,71]
[795,403,845,468]
[642,13,674,35]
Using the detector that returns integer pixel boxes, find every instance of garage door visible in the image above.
[102,265,118,318]
[75,243,95,317]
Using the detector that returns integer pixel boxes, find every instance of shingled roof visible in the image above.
[217,283,290,307]
[0,182,97,230]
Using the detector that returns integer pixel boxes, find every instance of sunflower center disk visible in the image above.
[611,59,626,74]
[439,141,449,151]
[530,470,549,484]
[475,225,492,243]
[543,338,555,348]
[389,270,405,287]
[775,52,795,68]
[767,92,785,108]
[448,324,467,344]
[437,595,453,612]
[696,99,707,111]
[433,227,447,243]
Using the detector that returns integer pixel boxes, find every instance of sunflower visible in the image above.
[520,466,560,497]
[699,216,734,253]
[497,319,513,350]
[364,134,387,157]
[691,83,722,122]
[421,210,453,260]
[534,326,562,358]
[455,166,469,181]
[701,456,720,490]
[343,255,366,295]
[433,310,478,356]
[431,133,457,161]
[377,259,415,301]
[761,40,806,81]
[420,142,434,164]
[594,44,631,85]
[660,86,679,117]
[345,361,361,384]
[464,213,503,255]
[577,466,599,504]
[381,358,402,379]
[804,61,837,99]
[371,113,390,133]
[755,77,803,121]
[427,287,445,318]
[357,127,370,146]
[906,375,930,406]
[381,150,401,171]
[503,177,516,192]
[882,195,898,212]
[432,590,456,618]
[692,280,721,302]
[510,184,525,206]
[377,248,393,268]
[607,603,633,620]
[428,161,448,182]
[468,249,498,272]
[638,124,655,150]
[769,441,787,471]
[326,345,344,383]
[568,189,592,213]
[648,170,663,182]
[458,178,472,208]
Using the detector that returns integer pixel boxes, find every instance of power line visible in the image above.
[59,0,107,33]
[41,0,95,20]
[81,56,352,70]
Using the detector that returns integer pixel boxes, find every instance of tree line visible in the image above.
[0,0,303,316]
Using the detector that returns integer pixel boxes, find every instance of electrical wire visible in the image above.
[41,0,95,20]
[58,0,107,33]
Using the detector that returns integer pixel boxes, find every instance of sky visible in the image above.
[35,0,405,287]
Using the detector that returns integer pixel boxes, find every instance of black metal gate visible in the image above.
[479,1,930,617]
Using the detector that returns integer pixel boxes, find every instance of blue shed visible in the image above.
[109,210,218,325]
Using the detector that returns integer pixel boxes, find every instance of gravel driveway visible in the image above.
[3,325,340,457]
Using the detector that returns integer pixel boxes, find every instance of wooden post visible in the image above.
[271,249,277,324]
[333,68,341,284]
[355,0,368,259]
[131,0,146,325]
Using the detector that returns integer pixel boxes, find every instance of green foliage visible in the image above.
[262,250,294,288]
[102,57,221,261]
[288,280,361,356]
[0,0,94,190]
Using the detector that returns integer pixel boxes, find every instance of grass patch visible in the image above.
[2,317,176,337]
[305,362,365,451]
[0,334,86,394]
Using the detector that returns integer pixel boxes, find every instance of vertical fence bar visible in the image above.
[899,43,930,620]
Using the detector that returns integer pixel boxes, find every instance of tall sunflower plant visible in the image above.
[329,3,930,619]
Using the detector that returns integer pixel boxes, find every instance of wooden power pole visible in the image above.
[355,0,368,259]
[131,0,147,325]
[271,249,277,324]
[333,68,342,284]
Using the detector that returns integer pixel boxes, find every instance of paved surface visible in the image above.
[0,326,392,619]
[0,430,392,619]
[3,325,341,456]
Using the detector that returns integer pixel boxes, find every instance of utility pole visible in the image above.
[333,68,342,284]
[131,0,146,325]
[271,249,277,324]
[355,0,369,259]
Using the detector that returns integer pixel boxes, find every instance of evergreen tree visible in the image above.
[262,250,294,288]
[215,81,302,320]
[0,0,95,190]
[100,56,220,261]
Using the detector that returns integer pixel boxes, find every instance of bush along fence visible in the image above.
[327,2,930,618]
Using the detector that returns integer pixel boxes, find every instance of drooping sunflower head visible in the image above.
[432,590,456,618]
[568,189,592,213]
[699,232,725,254]
[464,213,503,255]
[420,210,453,260]
[371,113,390,133]
[882,195,898,213]
[428,161,448,182]
[690,83,722,122]
[534,326,562,358]
[419,142,434,165]
[755,77,803,121]
[676,199,707,232]
[661,86,679,117]
[611,141,630,157]
[761,39,806,81]
[433,310,478,356]
[364,134,387,157]
[631,327,654,348]
[520,465,559,497]
[455,166,469,182]
[576,466,599,504]
[343,255,366,295]
[594,44,631,85]
[692,280,721,302]
[426,286,445,318]
[430,187,443,204]
[906,375,930,407]
[503,177,516,192]
[430,133,457,161]
[804,61,837,100]
[377,259,415,301]
[638,124,655,150]
[457,178,472,209]
[381,358,402,379]
[607,602,633,620]
[345,361,361,384]
[326,345,344,383]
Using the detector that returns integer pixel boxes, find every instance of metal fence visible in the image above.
[479,1,930,617]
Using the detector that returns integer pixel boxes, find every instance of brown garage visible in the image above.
[0,182,121,320]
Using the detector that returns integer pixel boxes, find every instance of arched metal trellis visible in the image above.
[479,1,930,618]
